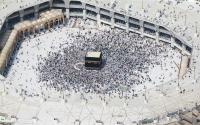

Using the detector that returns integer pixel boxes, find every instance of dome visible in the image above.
[54,11,62,16]
[11,29,18,34]
[6,40,13,48]
[32,20,37,25]
[21,24,27,29]
[46,15,53,20]
[0,57,6,66]
[41,18,47,22]
[48,13,53,16]
[10,31,17,37]
[37,19,42,23]
[44,14,49,18]
[14,25,22,31]
[50,9,57,13]
[45,11,50,14]
[51,13,57,18]
[25,21,33,27]
[1,47,10,57]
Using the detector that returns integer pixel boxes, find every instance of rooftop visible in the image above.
[0,0,199,48]
[86,52,101,58]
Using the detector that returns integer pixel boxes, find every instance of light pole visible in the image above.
[142,0,143,9]
[2,79,5,92]
[18,84,24,101]
[184,15,186,26]
[194,66,196,83]
[178,74,180,87]
[40,86,43,98]
[159,80,164,97]
[40,85,46,103]
[173,7,175,18]
[103,89,106,102]
[177,54,182,89]
[144,86,148,103]
[145,86,147,101]
[61,88,66,103]
[161,80,163,94]
[196,22,198,33]
[62,89,65,99]
[0,79,5,94]
[19,84,23,96]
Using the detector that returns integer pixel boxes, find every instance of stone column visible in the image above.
[171,36,175,48]
[97,14,100,26]
[96,7,100,26]
[5,18,8,29]
[125,16,129,33]
[110,11,114,28]
[182,44,186,54]
[49,0,53,8]
[111,18,114,28]
[20,17,23,21]
[156,31,159,43]
[33,27,35,34]
[125,23,129,33]
[48,22,50,29]
[34,5,39,19]
[82,3,86,20]
[22,31,25,39]
[28,29,30,36]
[38,26,41,33]
[155,25,159,44]
[19,10,24,21]
[64,0,70,19]
[83,9,86,20]
[65,8,70,19]
[35,12,39,19]
[140,20,144,37]
[62,16,65,24]
[53,21,55,28]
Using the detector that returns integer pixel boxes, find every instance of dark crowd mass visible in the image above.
[36,28,169,95]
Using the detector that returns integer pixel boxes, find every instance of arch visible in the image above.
[44,22,49,30]
[62,15,65,24]
[52,0,64,4]
[50,20,54,28]
[69,1,82,5]
[35,25,40,34]
[30,27,34,35]
[24,29,29,37]
[19,31,24,38]
[59,18,62,25]
[54,18,59,26]
[40,24,44,32]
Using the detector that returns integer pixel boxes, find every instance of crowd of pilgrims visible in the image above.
[36,28,170,95]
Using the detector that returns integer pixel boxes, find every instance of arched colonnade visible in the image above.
[14,9,64,39]
[0,9,65,74]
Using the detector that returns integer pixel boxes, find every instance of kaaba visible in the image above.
[85,52,102,70]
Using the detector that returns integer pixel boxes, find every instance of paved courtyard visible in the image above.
[0,24,199,125]
[0,0,200,125]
